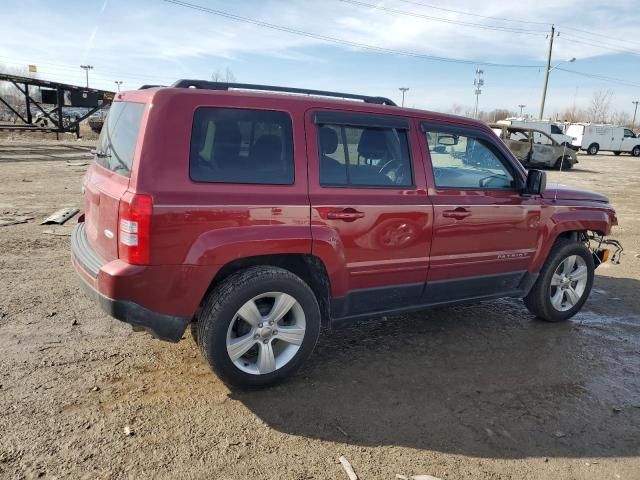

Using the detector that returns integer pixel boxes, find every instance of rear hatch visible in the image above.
[83,101,145,261]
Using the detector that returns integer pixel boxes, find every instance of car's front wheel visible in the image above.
[524,239,594,322]
[632,145,640,157]
[197,266,321,388]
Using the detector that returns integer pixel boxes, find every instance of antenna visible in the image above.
[554,141,569,202]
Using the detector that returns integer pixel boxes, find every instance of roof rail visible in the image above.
[139,84,165,90]
[170,80,397,106]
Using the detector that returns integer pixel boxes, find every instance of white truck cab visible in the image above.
[566,123,640,156]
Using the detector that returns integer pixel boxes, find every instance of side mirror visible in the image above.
[437,134,458,146]
[526,169,546,195]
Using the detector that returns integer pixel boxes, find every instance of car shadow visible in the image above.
[231,275,640,459]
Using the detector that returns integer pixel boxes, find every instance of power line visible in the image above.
[336,0,547,35]
[392,0,552,26]
[555,67,640,88]
[163,0,542,68]
[557,33,640,58]
[556,24,640,50]
[379,0,640,52]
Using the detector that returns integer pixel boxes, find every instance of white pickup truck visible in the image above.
[566,123,640,156]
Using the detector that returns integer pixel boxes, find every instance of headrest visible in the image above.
[319,126,338,155]
[357,128,389,158]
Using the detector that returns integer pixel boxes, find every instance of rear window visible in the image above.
[190,108,294,185]
[95,101,145,177]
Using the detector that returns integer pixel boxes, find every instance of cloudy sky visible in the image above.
[2,0,639,117]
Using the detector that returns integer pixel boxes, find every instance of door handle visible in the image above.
[326,209,365,221]
[442,207,472,219]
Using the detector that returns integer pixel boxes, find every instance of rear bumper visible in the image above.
[71,223,195,342]
[77,277,191,342]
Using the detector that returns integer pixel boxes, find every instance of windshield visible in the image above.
[95,102,145,177]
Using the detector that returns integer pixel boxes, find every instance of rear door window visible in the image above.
[95,101,145,177]
[190,108,294,184]
[316,122,412,187]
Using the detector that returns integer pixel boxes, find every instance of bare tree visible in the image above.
[450,104,464,115]
[211,68,236,83]
[610,110,632,128]
[587,89,614,124]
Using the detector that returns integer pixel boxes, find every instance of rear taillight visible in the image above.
[118,192,153,265]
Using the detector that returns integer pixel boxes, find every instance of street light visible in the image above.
[539,57,575,120]
[632,100,639,131]
[398,87,409,107]
[518,104,526,117]
[80,65,94,88]
[115,80,123,92]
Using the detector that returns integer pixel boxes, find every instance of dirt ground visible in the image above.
[1,139,639,480]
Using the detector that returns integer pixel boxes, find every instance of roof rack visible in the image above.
[169,80,397,106]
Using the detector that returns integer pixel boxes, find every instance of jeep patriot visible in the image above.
[71,80,621,387]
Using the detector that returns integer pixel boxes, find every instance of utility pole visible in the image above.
[398,87,409,107]
[632,100,639,131]
[114,80,123,92]
[473,67,484,119]
[539,25,555,120]
[518,104,526,117]
[80,65,94,88]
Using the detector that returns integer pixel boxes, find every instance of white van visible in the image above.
[566,123,640,156]
[497,119,574,147]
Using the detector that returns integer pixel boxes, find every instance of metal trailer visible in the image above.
[0,73,114,139]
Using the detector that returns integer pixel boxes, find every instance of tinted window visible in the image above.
[190,108,293,184]
[550,124,563,134]
[318,124,412,187]
[624,129,635,138]
[425,131,515,189]
[95,102,145,177]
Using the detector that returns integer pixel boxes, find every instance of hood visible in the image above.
[543,183,609,203]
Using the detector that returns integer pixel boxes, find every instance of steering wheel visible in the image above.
[379,160,409,185]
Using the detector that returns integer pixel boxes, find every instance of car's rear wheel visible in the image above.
[197,266,321,388]
[554,156,573,170]
[524,239,594,322]
[587,143,599,155]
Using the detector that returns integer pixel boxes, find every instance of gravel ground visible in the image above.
[0,141,639,480]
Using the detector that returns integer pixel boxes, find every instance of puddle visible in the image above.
[573,309,640,328]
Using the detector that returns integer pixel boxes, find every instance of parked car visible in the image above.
[71,81,621,388]
[496,118,575,148]
[490,123,578,169]
[566,123,640,156]
[88,108,108,133]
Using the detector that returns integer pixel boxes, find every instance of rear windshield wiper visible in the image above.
[93,149,111,158]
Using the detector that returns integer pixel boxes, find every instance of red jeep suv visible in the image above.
[71,80,620,387]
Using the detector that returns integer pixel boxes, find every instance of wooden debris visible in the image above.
[339,455,358,480]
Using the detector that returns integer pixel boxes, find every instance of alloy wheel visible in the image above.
[549,255,589,312]
[226,292,306,375]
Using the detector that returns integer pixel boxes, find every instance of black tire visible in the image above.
[632,145,640,157]
[587,143,599,155]
[554,156,573,170]
[197,266,321,388]
[524,239,595,322]
[613,151,621,156]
